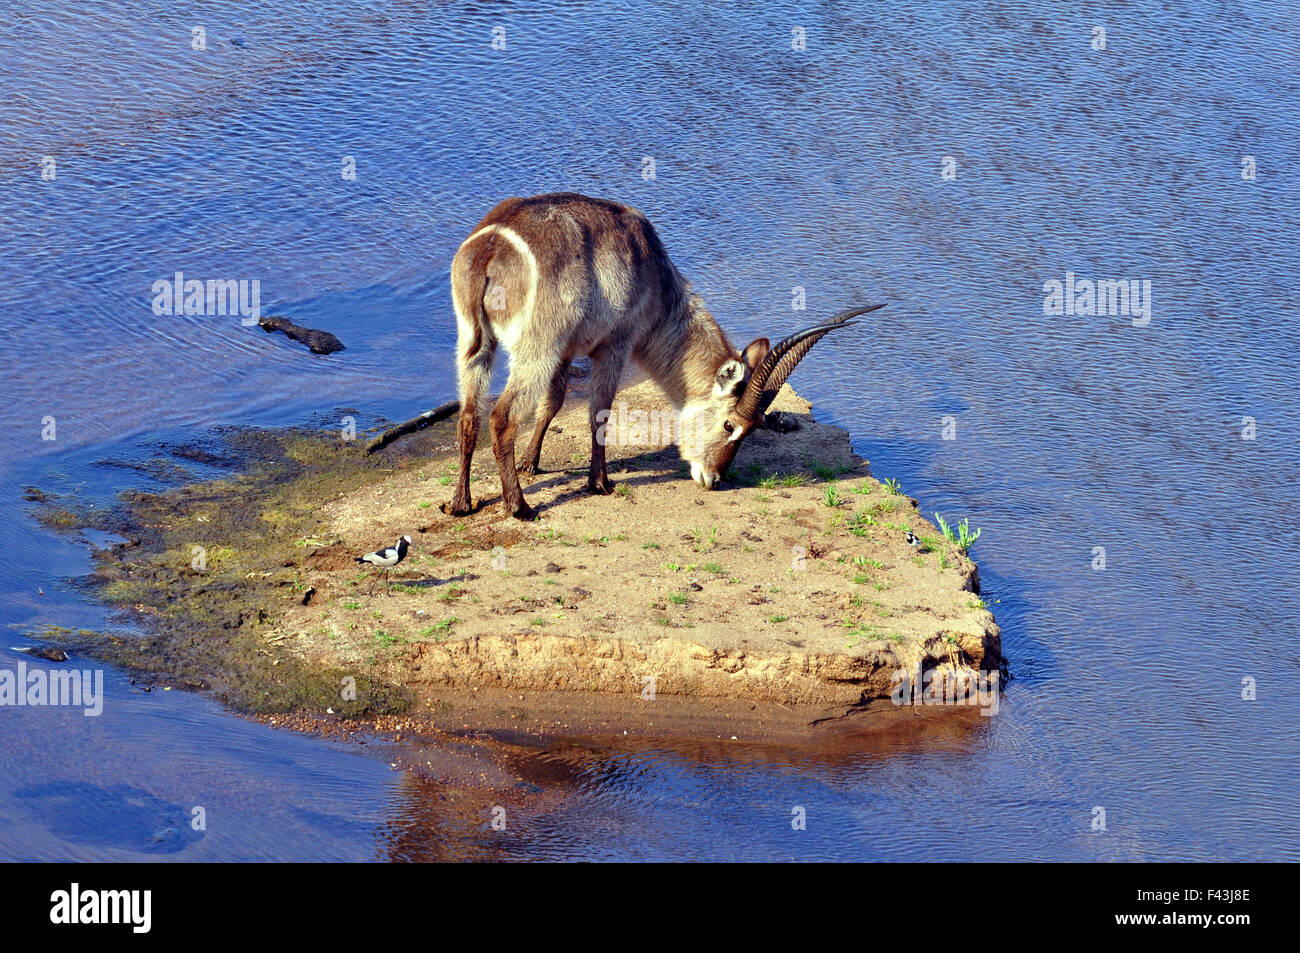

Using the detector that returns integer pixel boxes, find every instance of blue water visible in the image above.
[2,1,1298,860]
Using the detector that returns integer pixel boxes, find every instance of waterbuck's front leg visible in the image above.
[586,344,627,495]
[520,359,570,475]
[489,385,535,520]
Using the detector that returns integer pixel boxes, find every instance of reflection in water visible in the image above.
[1,1,1298,860]
[375,774,515,864]
[374,709,998,862]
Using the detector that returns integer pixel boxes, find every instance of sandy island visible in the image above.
[31,378,1001,744]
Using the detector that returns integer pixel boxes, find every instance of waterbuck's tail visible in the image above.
[451,232,500,422]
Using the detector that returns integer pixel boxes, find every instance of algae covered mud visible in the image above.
[28,381,1001,739]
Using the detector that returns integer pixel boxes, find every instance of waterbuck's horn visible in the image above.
[735,303,885,422]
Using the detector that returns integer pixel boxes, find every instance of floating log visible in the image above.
[257,316,345,355]
[365,401,460,454]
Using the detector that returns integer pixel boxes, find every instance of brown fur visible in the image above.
[445,193,769,519]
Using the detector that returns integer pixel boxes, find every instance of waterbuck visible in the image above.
[446,193,882,520]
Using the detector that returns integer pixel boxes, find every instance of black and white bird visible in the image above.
[905,530,923,550]
[356,535,411,591]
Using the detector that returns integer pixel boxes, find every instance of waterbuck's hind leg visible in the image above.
[445,290,495,516]
[489,385,537,520]
[445,401,480,515]
[520,359,571,476]
[446,354,492,516]
[585,344,627,495]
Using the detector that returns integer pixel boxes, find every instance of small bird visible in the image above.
[905,530,923,550]
[356,535,411,592]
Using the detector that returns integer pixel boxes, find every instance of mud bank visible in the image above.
[31,381,1000,735]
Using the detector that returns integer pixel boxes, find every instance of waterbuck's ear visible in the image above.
[741,337,770,371]
[714,359,746,396]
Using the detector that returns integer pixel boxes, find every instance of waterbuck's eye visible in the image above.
[722,420,734,433]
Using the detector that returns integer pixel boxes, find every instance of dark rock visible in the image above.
[762,411,801,433]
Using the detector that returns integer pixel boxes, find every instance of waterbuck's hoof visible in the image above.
[442,498,473,516]
[510,502,537,521]
[586,477,615,495]
[518,461,541,477]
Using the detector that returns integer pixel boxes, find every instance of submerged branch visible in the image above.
[365,401,460,454]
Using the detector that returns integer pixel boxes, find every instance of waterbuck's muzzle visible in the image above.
[693,438,742,489]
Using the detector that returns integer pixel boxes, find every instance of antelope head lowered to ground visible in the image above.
[445,193,883,520]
